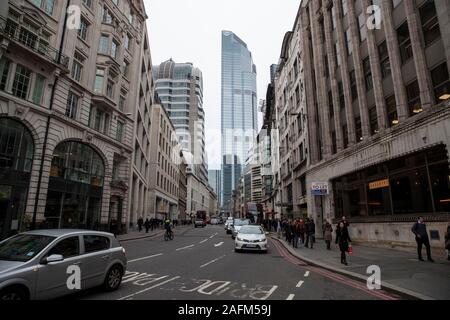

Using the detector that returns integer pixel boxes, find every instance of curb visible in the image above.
[270,235,435,300]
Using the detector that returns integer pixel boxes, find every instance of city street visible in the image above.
[75,225,404,301]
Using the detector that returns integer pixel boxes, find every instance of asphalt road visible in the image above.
[75,225,404,300]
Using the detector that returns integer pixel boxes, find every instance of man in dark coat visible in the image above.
[411,217,434,262]
[304,218,315,249]
[137,216,144,232]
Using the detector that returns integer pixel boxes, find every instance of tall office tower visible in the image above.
[221,31,258,210]
[208,169,222,208]
[153,60,208,183]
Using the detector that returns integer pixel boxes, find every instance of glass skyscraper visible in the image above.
[221,31,257,210]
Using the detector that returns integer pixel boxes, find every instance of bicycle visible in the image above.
[164,230,174,241]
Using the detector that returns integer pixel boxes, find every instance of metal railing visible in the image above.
[0,16,69,68]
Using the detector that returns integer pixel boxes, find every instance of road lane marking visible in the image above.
[286,294,295,300]
[128,253,163,263]
[296,280,304,288]
[200,255,226,268]
[176,245,195,251]
[214,242,224,247]
[304,271,310,277]
[199,239,208,244]
[118,276,181,300]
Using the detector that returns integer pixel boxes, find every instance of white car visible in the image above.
[224,218,234,234]
[235,225,268,253]
[231,219,250,239]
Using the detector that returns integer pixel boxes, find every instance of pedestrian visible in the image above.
[304,218,315,249]
[137,216,144,232]
[445,221,450,261]
[144,218,150,233]
[336,222,351,265]
[298,218,305,245]
[293,220,300,248]
[324,220,333,250]
[411,216,434,262]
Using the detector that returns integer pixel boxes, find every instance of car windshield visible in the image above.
[0,234,56,262]
[234,220,250,226]
[239,227,263,235]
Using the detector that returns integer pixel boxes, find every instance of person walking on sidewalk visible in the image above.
[445,221,450,261]
[411,217,434,262]
[324,220,333,250]
[304,218,315,249]
[292,220,300,248]
[137,216,144,232]
[298,218,305,245]
[336,222,351,265]
[144,218,150,233]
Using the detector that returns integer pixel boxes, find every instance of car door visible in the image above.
[80,235,112,288]
[36,236,82,300]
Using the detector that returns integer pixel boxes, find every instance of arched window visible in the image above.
[50,141,105,187]
[0,118,34,173]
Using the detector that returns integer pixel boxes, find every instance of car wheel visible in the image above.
[104,264,123,292]
[0,286,29,301]
[234,248,241,253]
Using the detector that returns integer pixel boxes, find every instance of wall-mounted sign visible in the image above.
[369,179,390,190]
[311,182,329,196]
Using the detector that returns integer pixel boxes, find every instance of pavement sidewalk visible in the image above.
[270,234,450,300]
[117,225,190,242]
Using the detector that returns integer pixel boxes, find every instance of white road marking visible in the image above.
[296,280,304,288]
[200,255,226,268]
[214,242,224,247]
[199,239,208,244]
[176,245,195,251]
[118,276,181,300]
[304,271,310,277]
[128,253,163,263]
[286,294,295,300]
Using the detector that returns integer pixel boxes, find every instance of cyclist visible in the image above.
[164,218,173,238]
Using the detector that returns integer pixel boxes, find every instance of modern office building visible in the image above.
[153,59,208,184]
[208,169,221,207]
[221,30,258,211]
[0,0,149,238]
[296,0,450,247]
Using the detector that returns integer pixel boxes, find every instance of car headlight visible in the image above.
[236,237,243,241]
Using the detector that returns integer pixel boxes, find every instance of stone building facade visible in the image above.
[0,0,150,238]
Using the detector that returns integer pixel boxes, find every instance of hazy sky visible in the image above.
[145,0,300,170]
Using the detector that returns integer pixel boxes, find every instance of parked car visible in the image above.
[235,225,268,253]
[210,218,219,225]
[194,219,206,228]
[231,219,251,239]
[0,229,127,300]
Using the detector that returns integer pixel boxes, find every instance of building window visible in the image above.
[106,80,114,99]
[369,106,378,135]
[419,0,441,46]
[338,82,345,110]
[0,57,11,91]
[386,95,398,126]
[111,39,119,59]
[31,0,54,15]
[349,70,358,100]
[430,62,450,102]
[12,64,32,99]
[116,121,124,142]
[78,17,89,41]
[328,90,334,118]
[32,74,45,105]
[82,0,92,8]
[19,23,38,49]
[342,125,349,149]
[392,0,402,8]
[99,35,109,54]
[124,33,131,50]
[345,29,352,55]
[397,22,412,64]
[66,91,79,119]
[122,60,129,77]
[358,13,367,42]
[92,107,110,135]
[355,116,362,142]
[362,57,373,91]
[406,80,422,116]
[378,41,391,79]
[102,6,114,24]
[128,10,134,24]
[119,94,126,112]
[94,68,105,93]
[71,51,84,82]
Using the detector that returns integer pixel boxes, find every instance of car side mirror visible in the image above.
[41,254,64,265]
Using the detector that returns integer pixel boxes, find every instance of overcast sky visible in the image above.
[144,0,300,170]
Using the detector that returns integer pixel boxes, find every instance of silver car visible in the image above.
[0,229,127,300]
[231,219,250,239]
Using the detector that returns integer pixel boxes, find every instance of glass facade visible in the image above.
[221,31,257,208]
[333,145,450,220]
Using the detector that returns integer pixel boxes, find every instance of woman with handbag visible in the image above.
[336,222,352,265]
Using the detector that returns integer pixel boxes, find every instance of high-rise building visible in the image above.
[153,60,208,183]
[208,169,222,207]
[221,31,258,211]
